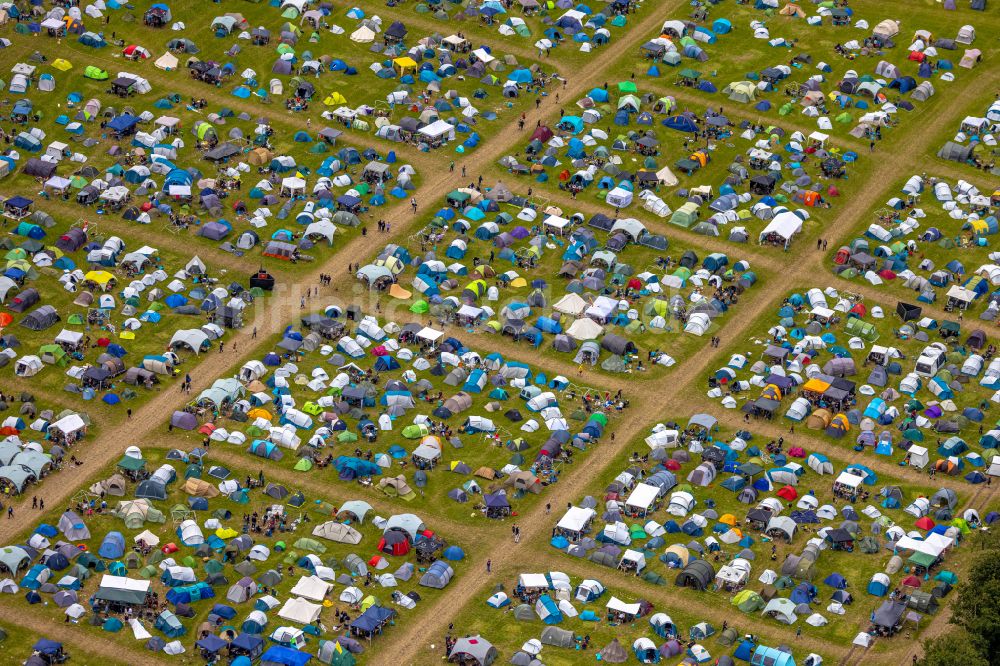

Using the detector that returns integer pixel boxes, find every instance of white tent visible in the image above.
[277,597,323,624]
[289,575,332,601]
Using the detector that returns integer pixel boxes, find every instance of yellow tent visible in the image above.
[510,277,527,288]
[215,527,239,539]
[84,270,115,286]
[323,91,347,106]
[388,283,412,300]
[247,408,273,421]
[119,331,135,340]
[52,58,73,71]
[392,56,417,75]
[719,514,737,526]
[360,595,377,611]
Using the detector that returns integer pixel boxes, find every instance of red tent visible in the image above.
[787,447,806,458]
[777,485,798,501]
[665,459,681,471]
[901,575,922,588]
[915,516,935,531]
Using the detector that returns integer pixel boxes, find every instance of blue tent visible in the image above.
[98,531,126,559]
[536,595,563,624]
[259,646,312,666]
[508,69,533,84]
[823,572,847,589]
[663,116,698,133]
[107,114,139,134]
[443,545,465,561]
[751,646,794,666]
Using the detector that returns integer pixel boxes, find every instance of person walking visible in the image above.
[127,409,132,419]
[486,559,491,573]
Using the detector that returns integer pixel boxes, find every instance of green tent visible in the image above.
[732,590,765,612]
[84,65,109,80]
[321,641,357,666]
[294,538,325,553]
[294,458,313,472]
[337,431,358,443]
[402,423,429,439]
[617,81,637,93]
[38,344,67,366]
[409,300,429,314]
[117,456,146,472]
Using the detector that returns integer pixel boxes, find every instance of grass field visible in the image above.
[0,0,995,663]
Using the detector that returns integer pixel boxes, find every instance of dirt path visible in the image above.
[0,603,173,665]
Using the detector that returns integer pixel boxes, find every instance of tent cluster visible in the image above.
[503,83,855,246]
[835,173,998,316]
[481,569,820,665]
[166,309,622,515]
[4,35,428,270]
[938,96,997,170]
[1,229,257,405]
[637,4,984,141]
[708,285,1000,484]
[2,441,457,660]
[358,185,758,370]
[428,0,635,57]
[548,413,969,640]
[0,409,87,494]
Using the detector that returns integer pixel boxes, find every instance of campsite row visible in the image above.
[548,410,975,649]
[3,55,425,267]
[447,570,824,666]
[163,307,626,523]
[635,1,987,141]
[24,1,559,148]
[832,172,999,318]
[0,442,461,664]
[502,84,857,249]
[355,183,761,374]
[707,284,1000,482]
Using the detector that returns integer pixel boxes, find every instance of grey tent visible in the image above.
[930,488,957,510]
[513,604,534,621]
[675,560,715,590]
[448,635,498,666]
[600,333,636,356]
[24,159,57,179]
[937,141,973,163]
[598,638,628,663]
[873,600,907,631]
[540,626,575,648]
[21,305,60,331]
